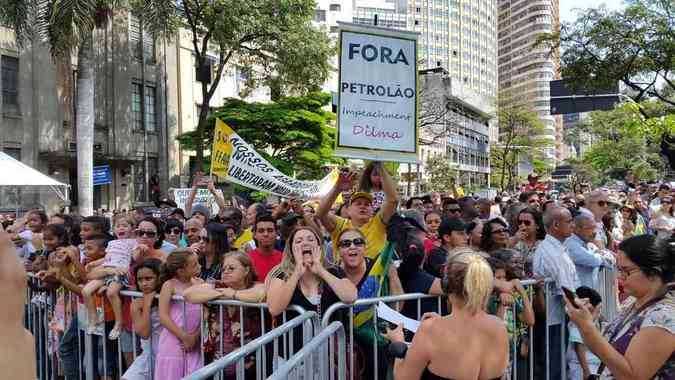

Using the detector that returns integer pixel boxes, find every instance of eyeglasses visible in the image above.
[136,230,157,238]
[517,220,532,226]
[166,227,182,235]
[222,265,242,273]
[492,228,508,234]
[617,266,640,278]
[338,238,366,249]
[596,200,608,207]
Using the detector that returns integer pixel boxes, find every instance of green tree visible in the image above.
[570,104,666,183]
[491,103,552,192]
[177,92,342,180]
[0,1,176,215]
[424,155,458,193]
[180,0,333,171]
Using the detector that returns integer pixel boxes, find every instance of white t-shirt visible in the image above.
[17,230,35,259]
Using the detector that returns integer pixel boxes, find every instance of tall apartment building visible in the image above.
[497,0,561,162]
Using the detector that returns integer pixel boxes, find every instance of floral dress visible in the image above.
[601,291,675,379]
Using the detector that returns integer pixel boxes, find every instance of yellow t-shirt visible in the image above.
[233,228,255,251]
[331,212,387,259]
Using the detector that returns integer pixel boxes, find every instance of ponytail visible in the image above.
[463,255,494,314]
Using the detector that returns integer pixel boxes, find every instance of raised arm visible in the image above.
[185,172,203,218]
[316,170,356,233]
[207,180,227,217]
[375,162,400,224]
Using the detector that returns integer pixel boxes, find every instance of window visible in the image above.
[414,20,420,25]
[2,55,19,111]
[329,25,339,33]
[129,15,155,63]
[329,4,341,11]
[315,9,326,22]
[131,82,156,132]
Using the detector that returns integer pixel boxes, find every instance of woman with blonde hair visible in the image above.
[386,252,509,380]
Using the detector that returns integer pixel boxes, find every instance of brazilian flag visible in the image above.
[352,241,396,347]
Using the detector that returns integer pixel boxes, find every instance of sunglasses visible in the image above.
[338,238,366,249]
[165,227,182,235]
[517,220,532,226]
[136,229,157,238]
[492,228,508,234]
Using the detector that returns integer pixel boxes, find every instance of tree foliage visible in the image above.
[180,0,334,170]
[424,155,457,193]
[491,102,552,192]
[567,103,667,183]
[177,92,343,180]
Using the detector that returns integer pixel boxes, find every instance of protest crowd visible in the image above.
[2,163,674,380]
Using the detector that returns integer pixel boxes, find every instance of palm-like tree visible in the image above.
[0,0,176,216]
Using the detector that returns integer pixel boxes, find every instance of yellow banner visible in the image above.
[210,119,233,178]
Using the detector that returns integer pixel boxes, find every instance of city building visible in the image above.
[497,0,561,162]
[0,10,269,214]
[400,68,493,196]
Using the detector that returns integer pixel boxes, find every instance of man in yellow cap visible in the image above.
[316,162,400,259]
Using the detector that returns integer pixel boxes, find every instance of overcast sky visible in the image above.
[560,0,625,23]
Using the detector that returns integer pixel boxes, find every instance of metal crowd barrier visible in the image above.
[25,272,308,380]
[320,292,442,380]
[183,311,320,380]
[268,322,347,380]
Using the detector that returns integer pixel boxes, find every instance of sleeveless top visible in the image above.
[422,368,501,380]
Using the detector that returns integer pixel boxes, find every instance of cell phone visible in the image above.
[561,286,578,308]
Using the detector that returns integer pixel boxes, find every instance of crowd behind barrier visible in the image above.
[25,267,620,380]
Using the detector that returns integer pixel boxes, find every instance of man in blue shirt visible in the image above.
[564,212,615,290]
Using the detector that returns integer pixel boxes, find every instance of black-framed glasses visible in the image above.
[617,266,640,278]
[165,227,182,235]
[517,220,532,226]
[338,238,366,249]
[136,230,157,238]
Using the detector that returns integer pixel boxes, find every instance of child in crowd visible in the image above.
[82,238,135,339]
[358,161,385,210]
[122,258,163,380]
[114,215,136,239]
[567,286,603,380]
[155,249,204,379]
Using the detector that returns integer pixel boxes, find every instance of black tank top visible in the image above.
[421,368,502,380]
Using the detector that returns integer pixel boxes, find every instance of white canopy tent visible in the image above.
[0,152,70,213]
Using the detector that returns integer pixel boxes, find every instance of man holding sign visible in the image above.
[316,162,399,259]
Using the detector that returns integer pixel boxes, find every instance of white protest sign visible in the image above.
[172,188,224,216]
[336,23,419,163]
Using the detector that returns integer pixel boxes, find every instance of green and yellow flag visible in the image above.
[210,119,234,178]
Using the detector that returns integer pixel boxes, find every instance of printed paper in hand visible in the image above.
[377,301,420,333]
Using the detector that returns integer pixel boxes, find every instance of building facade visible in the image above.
[400,68,492,196]
[497,0,561,162]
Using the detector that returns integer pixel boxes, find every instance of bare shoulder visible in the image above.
[479,313,509,339]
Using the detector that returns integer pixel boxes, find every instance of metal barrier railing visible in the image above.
[26,267,620,380]
[182,311,320,380]
[268,321,346,380]
[25,272,308,380]
[321,292,442,380]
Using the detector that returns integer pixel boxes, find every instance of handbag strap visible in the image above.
[595,284,674,376]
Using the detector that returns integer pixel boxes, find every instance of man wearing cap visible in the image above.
[167,208,186,225]
[317,162,399,259]
[423,218,468,278]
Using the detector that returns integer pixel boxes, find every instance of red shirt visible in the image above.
[248,248,283,282]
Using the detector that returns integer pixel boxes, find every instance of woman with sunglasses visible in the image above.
[479,218,510,254]
[196,223,229,283]
[130,217,167,286]
[649,196,675,240]
[184,251,265,378]
[511,208,546,277]
[163,219,186,248]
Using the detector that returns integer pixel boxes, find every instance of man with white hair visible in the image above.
[564,212,616,290]
[582,190,610,249]
[533,206,579,380]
